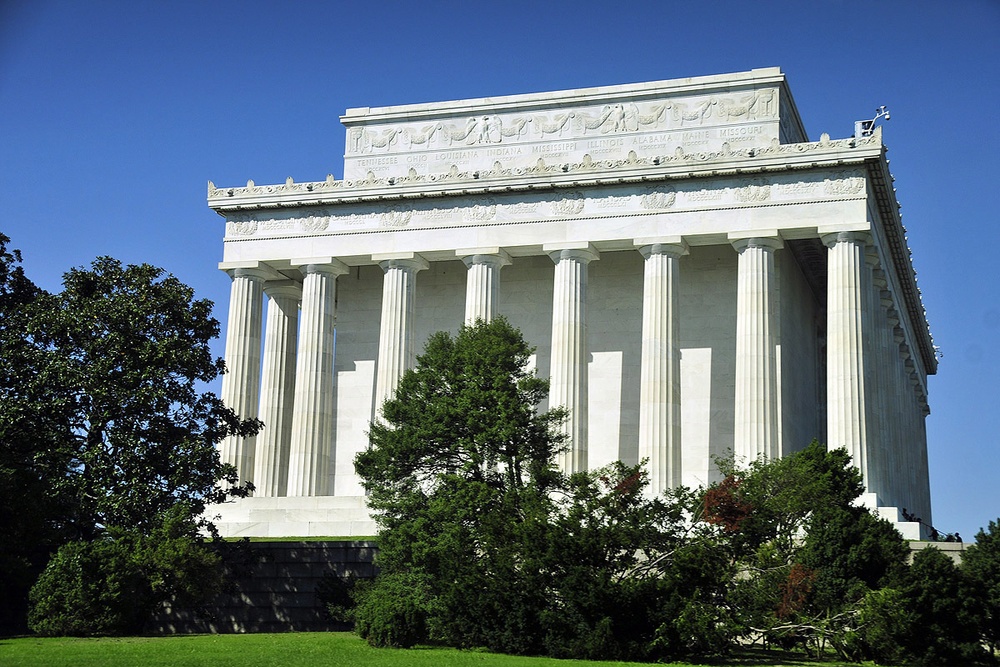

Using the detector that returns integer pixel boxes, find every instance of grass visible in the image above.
[0,632,862,667]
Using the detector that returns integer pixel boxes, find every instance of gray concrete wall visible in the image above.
[149,541,377,634]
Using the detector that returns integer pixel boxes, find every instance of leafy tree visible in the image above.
[900,546,988,665]
[355,318,734,661]
[0,233,70,634]
[705,442,910,658]
[962,518,1000,656]
[544,464,733,661]
[0,239,258,634]
[22,257,258,537]
[355,317,565,654]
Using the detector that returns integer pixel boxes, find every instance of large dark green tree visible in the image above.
[352,315,997,663]
[355,317,566,653]
[901,546,988,665]
[353,318,729,661]
[962,519,1000,657]
[22,256,258,536]
[0,236,258,635]
[0,233,65,634]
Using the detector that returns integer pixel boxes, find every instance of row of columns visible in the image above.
[220,232,928,508]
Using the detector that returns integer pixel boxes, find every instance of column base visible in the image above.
[205,496,377,538]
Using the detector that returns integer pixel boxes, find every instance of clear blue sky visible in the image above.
[2,0,997,540]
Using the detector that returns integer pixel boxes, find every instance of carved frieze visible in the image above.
[226,220,258,236]
[341,87,785,180]
[221,166,870,244]
[466,198,497,221]
[301,217,329,233]
[734,178,771,203]
[346,89,780,160]
[823,170,866,196]
[640,185,677,210]
[551,191,586,216]
[378,205,412,228]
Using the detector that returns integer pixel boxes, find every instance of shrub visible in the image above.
[28,539,152,636]
[354,572,429,648]
[901,546,988,665]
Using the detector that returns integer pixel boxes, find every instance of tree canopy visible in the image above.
[352,316,1000,664]
[0,234,258,635]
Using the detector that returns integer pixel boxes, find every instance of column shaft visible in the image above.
[287,263,347,497]
[254,282,300,497]
[460,250,510,324]
[637,242,686,493]
[548,247,598,474]
[374,256,429,412]
[732,237,782,463]
[824,232,871,484]
[219,267,266,484]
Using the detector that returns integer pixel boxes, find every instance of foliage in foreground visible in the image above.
[352,317,1000,665]
[0,233,259,635]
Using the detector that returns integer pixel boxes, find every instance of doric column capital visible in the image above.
[879,289,894,310]
[291,257,350,277]
[636,237,689,260]
[232,267,271,282]
[544,243,599,265]
[820,230,872,248]
[373,253,429,273]
[263,279,303,302]
[457,247,512,269]
[729,235,784,253]
[219,260,283,282]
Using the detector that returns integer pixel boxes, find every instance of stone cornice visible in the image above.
[865,149,937,375]
[208,130,882,213]
[341,68,787,123]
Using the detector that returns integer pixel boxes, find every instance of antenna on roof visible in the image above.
[855,105,890,139]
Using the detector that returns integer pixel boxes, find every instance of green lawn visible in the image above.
[0,632,860,667]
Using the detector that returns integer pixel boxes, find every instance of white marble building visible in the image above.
[207,68,935,538]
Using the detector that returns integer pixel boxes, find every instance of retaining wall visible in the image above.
[148,540,377,634]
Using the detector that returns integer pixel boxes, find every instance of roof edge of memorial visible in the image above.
[865,148,937,375]
[208,130,880,209]
[340,68,787,124]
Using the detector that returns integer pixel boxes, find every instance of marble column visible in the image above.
[823,231,872,484]
[458,248,511,324]
[253,281,301,497]
[879,300,900,505]
[732,236,783,463]
[870,270,892,504]
[890,320,907,505]
[373,255,429,413]
[547,245,598,475]
[863,254,882,503]
[286,261,348,497]
[219,266,267,484]
[637,241,687,493]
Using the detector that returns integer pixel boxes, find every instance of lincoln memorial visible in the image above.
[206,68,935,539]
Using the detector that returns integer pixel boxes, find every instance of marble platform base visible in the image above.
[209,493,930,541]
[859,492,931,540]
[205,495,377,538]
